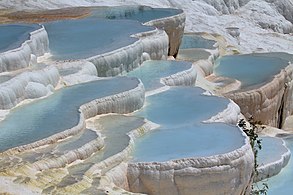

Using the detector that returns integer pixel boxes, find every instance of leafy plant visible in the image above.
[238,117,268,195]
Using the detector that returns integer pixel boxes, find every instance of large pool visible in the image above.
[0,77,139,152]
[126,60,193,91]
[214,53,290,88]
[0,24,40,53]
[44,18,154,60]
[133,87,245,162]
[44,6,183,61]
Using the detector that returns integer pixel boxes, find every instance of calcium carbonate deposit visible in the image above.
[0,1,292,195]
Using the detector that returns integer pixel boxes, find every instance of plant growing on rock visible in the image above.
[238,117,268,195]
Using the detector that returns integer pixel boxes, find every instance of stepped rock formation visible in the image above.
[161,66,197,87]
[225,64,293,128]
[0,66,59,109]
[144,11,185,57]
[0,25,49,72]
[56,60,98,86]
[127,132,253,195]
[88,29,168,77]
[2,78,145,155]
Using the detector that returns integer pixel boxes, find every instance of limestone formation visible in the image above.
[88,29,168,77]
[0,25,49,72]
[225,64,293,128]
[145,11,185,57]
[0,66,59,109]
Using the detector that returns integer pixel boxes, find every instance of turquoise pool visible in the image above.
[214,54,290,88]
[126,60,193,91]
[133,87,245,162]
[0,77,139,152]
[44,18,154,60]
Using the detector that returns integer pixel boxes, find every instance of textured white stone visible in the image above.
[56,60,98,86]
[0,25,49,72]
[144,11,185,57]
[127,130,254,195]
[161,65,197,87]
[88,29,169,77]
[203,100,241,125]
[0,66,59,109]
[225,64,293,127]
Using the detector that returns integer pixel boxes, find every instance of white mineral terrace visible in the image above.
[0,24,49,72]
[0,2,293,195]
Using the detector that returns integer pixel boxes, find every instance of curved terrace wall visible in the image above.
[127,132,254,195]
[225,64,293,128]
[145,11,185,57]
[88,29,168,77]
[0,66,59,109]
[52,120,159,194]
[0,25,49,72]
[161,66,197,87]
[125,86,254,195]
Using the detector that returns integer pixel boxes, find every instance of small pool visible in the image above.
[133,87,245,162]
[133,123,244,162]
[0,24,40,53]
[177,48,211,62]
[265,136,293,194]
[90,6,183,23]
[126,60,193,91]
[214,54,290,88]
[179,34,216,50]
[44,18,154,60]
[135,87,229,126]
[257,136,289,165]
[0,77,140,152]
[57,115,145,187]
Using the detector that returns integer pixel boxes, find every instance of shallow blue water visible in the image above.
[135,87,229,126]
[257,137,288,165]
[179,34,216,49]
[265,136,293,194]
[126,60,192,91]
[133,123,244,162]
[56,129,98,153]
[87,115,145,161]
[0,77,139,152]
[58,115,145,187]
[44,18,154,60]
[133,87,245,162]
[214,54,289,88]
[90,6,182,23]
[0,24,40,52]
